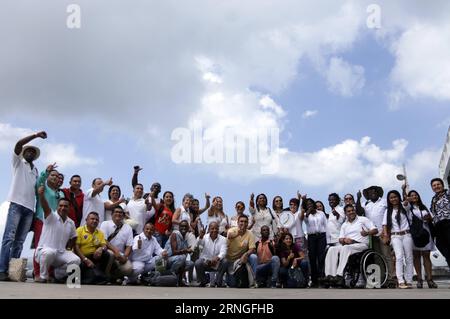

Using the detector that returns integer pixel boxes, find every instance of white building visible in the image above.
[439,126,450,188]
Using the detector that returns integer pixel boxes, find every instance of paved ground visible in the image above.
[1,280,450,299]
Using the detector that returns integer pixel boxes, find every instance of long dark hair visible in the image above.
[407,190,429,213]
[278,232,294,255]
[272,196,283,211]
[162,191,175,213]
[386,190,407,229]
[256,193,268,212]
[108,185,121,200]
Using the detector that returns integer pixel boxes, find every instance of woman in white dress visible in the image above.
[172,193,193,231]
[272,196,284,218]
[229,201,247,228]
[249,193,279,241]
[403,188,437,288]
[207,196,229,236]
[104,185,126,221]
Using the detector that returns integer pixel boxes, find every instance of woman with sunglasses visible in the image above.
[272,196,284,218]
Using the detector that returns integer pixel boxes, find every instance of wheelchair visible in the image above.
[343,249,388,288]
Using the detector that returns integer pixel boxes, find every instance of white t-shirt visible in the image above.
[104,200,127,221]
[364,198,387,236]
[38,211,77,253]
[250,207,279,241]
[100,220,133,253]
[327,206,346,244]
[7,153,39,211]
[382,208,412,233]
[173,206,191,231]
[82,188,105,225]
[340,216,376,246]
[126,198,150,234]
[131,233,163,263]
[304,210,327,234]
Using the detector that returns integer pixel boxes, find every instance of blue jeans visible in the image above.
[154,233,169,249]
[255,256,280,285]
[217,254,258,287]
[0,202,34,273]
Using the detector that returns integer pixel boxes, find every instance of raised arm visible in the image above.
[37,185,52,219]
[172,208,182,226]
[198,193,211,214]
[249,193,255,211]
[356,191,365,216]
[14,131,47,156]
[131,166,142,188]
[92,178,113,197]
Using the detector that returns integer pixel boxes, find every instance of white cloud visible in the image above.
[325,57,365,97]
[0,123,100,169]
[302,110,318,119]
[206,134,438,193]
[390,23,450,101]
[40,144,101,169]
[0,123,33,152]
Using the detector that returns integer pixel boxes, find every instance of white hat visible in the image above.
[21,145,40,161]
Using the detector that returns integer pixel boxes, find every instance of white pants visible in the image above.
[391,234,414,284]
[325,243,367,276]
[35,247,80,280]
[130,258,157,282]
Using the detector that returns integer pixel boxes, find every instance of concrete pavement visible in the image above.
[1,280,450,299]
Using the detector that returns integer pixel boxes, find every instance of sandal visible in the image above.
[427,279,438,288]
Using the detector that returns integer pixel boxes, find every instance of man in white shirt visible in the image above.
[125,183,153,234]
[34,185,80,282]
[324,204,377,287]
[131,165,161,220]
[326,193,346,246]
[195,222,227,287]
[0,131,47,281]
[130,221,168,284]
[100,206,133,281]
[81,177,113,225]
[357,185,395,286]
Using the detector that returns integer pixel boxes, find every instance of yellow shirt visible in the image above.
[76,226,107,256]
[226,227,256,262]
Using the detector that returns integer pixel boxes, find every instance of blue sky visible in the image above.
[1,1,450,243]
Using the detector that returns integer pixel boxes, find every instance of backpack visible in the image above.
[287,267,307,288]
[234,264,249,288]
[407,209,430,248]
[142,270,178,287]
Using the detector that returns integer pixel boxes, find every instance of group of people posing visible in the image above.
[1,132,450,289]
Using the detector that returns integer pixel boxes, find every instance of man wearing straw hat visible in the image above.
[0,131,47,281]
[357,185,395,287]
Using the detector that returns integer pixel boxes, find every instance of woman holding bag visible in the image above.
[403,186,437,288]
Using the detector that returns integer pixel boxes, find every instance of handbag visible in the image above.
[8,258,28,282]
[287,267,307,288]
[406,208,430,248]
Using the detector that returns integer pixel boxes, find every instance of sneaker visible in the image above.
[398,283,408,289]
[0,272,9,282]
[34,276,47,283]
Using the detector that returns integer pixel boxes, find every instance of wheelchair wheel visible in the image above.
[360,250,388,288]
